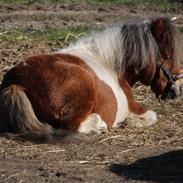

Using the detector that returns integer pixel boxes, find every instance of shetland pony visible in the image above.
[0,17,183,139]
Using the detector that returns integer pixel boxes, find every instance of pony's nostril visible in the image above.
[165,82,183,99]
[166,89,176,99]
[171,82,183,97]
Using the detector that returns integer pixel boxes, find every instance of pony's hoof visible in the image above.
[78,113,108,134]
[132,110,157,128]
[143,110,157,126]
[91,114,108,134]
[144,110,157,126]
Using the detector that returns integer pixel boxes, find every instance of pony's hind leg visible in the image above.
[78,113,108,134]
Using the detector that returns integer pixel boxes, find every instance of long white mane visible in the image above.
[70,27,123,71]
[61,18,165,75]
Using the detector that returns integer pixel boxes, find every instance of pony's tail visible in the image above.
[0,85,89,143]
[0,85,54,142]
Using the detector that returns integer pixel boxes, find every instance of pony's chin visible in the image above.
[168,85,183,99]
[154,90,175,100]
[164,89,177,99]
[159,86,180,100]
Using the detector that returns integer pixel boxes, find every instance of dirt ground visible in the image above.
[0,2,183,183]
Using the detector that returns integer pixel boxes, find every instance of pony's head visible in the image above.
[68,17,182,99]
[146,17,181,99]
[129,17,182,99]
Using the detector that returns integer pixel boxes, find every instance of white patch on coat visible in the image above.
[78,113,108,134]
[59,47,129,127]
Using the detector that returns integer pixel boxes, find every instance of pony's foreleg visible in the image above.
[119,79,157,127]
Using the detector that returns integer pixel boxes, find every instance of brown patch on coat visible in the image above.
[0,53,117,134]
[94,79,117,127]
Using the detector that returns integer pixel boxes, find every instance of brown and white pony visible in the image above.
[0,17,183,139]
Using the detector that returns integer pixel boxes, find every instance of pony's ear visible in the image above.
[151,17,175,60]
[151,17,170,35]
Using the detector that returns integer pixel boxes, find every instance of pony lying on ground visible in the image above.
[0,17,183,140]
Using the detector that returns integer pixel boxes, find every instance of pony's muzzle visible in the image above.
[166,78,183,99]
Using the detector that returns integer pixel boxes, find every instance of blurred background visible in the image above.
[0,0,183,46]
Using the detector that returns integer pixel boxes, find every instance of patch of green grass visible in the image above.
[88,0,183,9]
[0,0,75,5]
[0,25,96,43]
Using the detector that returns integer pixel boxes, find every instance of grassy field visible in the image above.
[0,25,94,44]
[0,0,183,44]
[0,0,182,6]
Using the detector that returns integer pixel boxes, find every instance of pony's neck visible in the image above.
[123,58,156,87]
[123,68,139,86]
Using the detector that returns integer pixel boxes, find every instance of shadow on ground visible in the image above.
[109,150,183,183]
[168,0,183,3]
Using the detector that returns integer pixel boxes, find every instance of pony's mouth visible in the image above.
[159,74,183,100]
[160,87,176,99]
